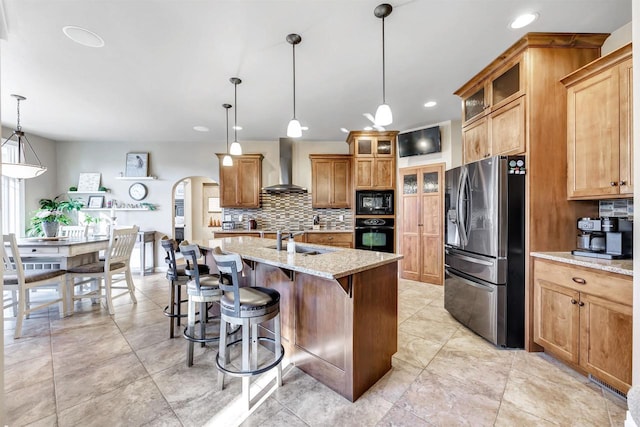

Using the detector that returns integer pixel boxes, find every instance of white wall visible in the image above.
[293,140,349,190]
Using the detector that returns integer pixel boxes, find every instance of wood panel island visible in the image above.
[202,236,402,402]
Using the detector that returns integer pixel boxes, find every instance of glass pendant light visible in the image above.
[222,103,233,166]
[1,94,47,179]
[229,77,243,155]
[286,33,303,138]
[374,3,393,126]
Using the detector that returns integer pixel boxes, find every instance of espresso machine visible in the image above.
[572,217,633,259]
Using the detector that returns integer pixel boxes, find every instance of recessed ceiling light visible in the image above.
[364,126,373,131]
[340,128,349,133]
[232,125,243,130]
[509,13,538,29]
[424,101,437,108]
[62,26,105,47]
[193,126,209,132]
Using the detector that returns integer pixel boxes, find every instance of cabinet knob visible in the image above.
[571,299,578,305]
[610,181,618,186]
[578,301,585,307]
[572,277,586,285]
[620,180,627,186]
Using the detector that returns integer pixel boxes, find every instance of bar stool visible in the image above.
[180,244,222,367]
[160,237,210,338]
[212,249,284,411]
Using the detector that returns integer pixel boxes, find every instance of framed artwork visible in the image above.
[125,152,149,177]
[208,197,221,212]
[87,195,105,208]
[77,173,101,192]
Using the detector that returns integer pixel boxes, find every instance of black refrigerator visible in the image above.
[444,155,525,348]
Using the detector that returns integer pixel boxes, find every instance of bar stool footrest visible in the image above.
[163,303,189,319]
[182,321,241,344]
[215,337,285,377]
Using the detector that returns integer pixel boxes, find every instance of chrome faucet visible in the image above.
[275,230,304,251]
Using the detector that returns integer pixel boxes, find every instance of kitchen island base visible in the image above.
[255,261,398,402]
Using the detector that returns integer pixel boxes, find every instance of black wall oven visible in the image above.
[355,218,394,253]
[355,190,394,216]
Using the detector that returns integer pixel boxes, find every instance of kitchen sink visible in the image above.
[266,244,335,255]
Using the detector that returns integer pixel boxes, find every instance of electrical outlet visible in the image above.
[338,215,344,222]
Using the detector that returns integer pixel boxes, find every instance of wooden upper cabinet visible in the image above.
[216,153,263,208]
[347,131,398,189]
[562,43,632,199]
[309,155,352,208]
[458,55,526,163]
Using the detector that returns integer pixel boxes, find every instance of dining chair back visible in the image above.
[66,225,139,315]
[58,225,88,238]
[2,233,67,338]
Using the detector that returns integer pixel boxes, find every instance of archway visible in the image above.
[170,176,219,244]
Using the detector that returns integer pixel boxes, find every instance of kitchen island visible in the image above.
[203,236,402,402]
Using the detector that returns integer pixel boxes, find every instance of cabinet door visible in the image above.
[490,60,523,111]
[463,85,487,124]
[375,138,394,157]
[219,161,239,207]
[567,67,621,198]
[533,277,580,364]
[373,158,395,188]
[331,158,351,207]
[579,293,632,393]
[419,170,443,285]
[311,159,333,207]
[236,157,261,207]
[355,158,374,188]
[400,170,420,281]
[619,58,633,196]
[490,96,526,156]
[463,117,489,164]
[355,138,374,157]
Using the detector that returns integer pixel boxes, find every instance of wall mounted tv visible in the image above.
[398,126,441,158]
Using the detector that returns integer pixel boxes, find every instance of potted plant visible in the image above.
[27,196,84,237]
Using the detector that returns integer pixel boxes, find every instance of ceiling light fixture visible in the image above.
[509,13,538,29]
[286,33,303,138]
[229,77,243,155]
[424,101,437,108]
[222,103,233,167]
[1,94,47,179]
[62,25,105,47]
[374,3,393,127]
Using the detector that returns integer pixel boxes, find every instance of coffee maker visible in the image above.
[572,217,633,259]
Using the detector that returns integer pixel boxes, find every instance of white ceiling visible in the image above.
[0,0,632,146]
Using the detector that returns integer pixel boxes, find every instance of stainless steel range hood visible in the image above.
[263,138,307,193]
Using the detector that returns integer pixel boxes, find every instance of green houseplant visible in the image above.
[27,196,84,237]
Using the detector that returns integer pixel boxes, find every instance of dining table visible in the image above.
[16,236,110,269]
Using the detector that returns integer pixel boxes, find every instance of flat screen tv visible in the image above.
[398,126,441,158]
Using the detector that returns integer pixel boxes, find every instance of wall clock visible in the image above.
[129,182,148,201]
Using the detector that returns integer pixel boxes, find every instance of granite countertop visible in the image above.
[530,252,633,277]
[199,236,401,280]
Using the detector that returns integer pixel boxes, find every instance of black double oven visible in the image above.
[354,190,395,253]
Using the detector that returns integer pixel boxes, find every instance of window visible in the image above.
[2,141,24,234]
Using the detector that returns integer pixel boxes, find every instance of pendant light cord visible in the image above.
[233,83,238,142]
[226,106,230,152]
[292,43,297,119]
[381,16,386,104]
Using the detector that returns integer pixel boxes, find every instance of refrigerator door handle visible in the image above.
[457,167,470,246]
[445,267,495,292]
[445,249,494,266]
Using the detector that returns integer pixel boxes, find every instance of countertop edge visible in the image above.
[530,252,633,277]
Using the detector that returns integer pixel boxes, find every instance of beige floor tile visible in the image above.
[54,352,148,411]
[121,320,173,351]
[57,376,179,427]
[393,331,443,369]
[376,405,432,427]
[4,335,51,367]
[136,334,207,374]
[112,307,168,333]
[5,379,57,426]
[24,413,58,426]
[603,390,629,426]
[52,332,132,375]
[502,368,609,426]
[398,316,458,345]
[397,368,501,426]
[494,400,558,426]
[366,358,424,404]
[241,397,308,427]
[5,353,53,393]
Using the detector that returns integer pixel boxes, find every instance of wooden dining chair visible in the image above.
[58,225,88,238]
[2,234,67,338]
[66,225,139,315]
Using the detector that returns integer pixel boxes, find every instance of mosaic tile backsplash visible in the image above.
[599,199,633,218]
[223,192,354,231]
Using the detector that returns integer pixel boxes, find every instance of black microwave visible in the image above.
[356,190,394,215]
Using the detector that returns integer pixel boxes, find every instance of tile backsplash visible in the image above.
[599,199,633,218]
[223,191,353,231]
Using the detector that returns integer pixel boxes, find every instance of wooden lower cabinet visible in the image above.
[305,232,353,248]
[533,257,632,393]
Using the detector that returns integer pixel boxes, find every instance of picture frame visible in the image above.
[125,152,149,177]
[87,195,105,208]
[207,197,221,212]
[77,172,101,192]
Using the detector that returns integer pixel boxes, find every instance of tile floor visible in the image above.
[3,273,629,426]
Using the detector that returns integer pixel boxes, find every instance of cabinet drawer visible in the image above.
[20,246,61,255]
[534,258,632,305]
[306,232,353,246]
